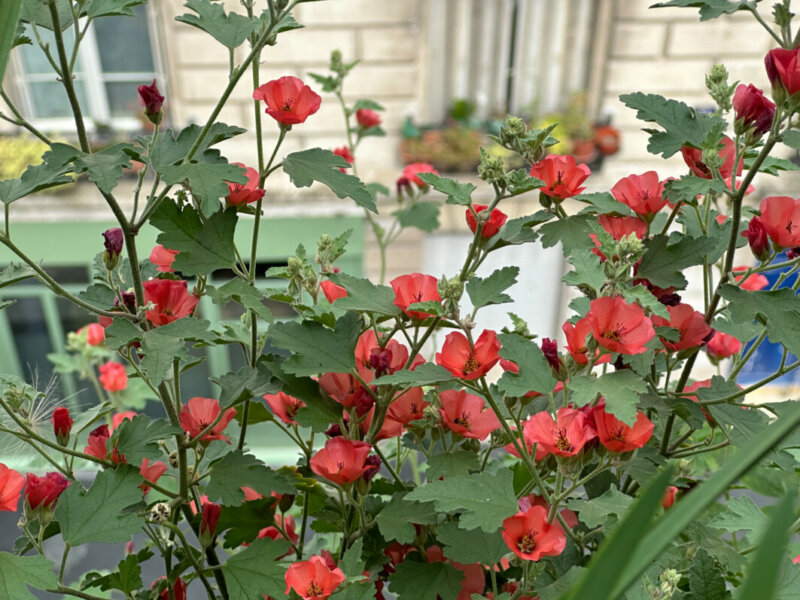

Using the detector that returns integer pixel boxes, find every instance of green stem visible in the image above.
[0,90,52,144]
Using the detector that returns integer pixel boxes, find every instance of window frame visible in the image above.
[8,4,168,133]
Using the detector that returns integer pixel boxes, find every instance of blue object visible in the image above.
[735,251,800,385]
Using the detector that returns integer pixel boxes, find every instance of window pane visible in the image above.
[5,298,53,382]
[19,26,80,74]
[93,5,154,73]
[105,80,151,117]
[28,80,87,119]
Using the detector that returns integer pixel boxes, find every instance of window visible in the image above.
[11,5,164,130]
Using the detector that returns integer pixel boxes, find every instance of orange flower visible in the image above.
[587,296,655,355]
[143,279,199,327]
[502,505,566,561]
[180,397,237,443]
[591,401,654,452]
[253,76,321,126]
[436,330,501,380]
[529,154,590,199]
[227,163,264,206]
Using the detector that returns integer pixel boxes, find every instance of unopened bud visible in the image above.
[705,64,733,111]
[168,451,179,468]
[498,116,527,146]
[102,228,123,271]
[477,148,506,185]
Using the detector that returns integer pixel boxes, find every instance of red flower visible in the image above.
[143,279,199,327]
[139,459,167,494]
[765,47,800,96]
[518,494,578,529]
[149,245,178,273]
[360,406,404,440]
[253,76,321,126]
[84,425,111,460]
[83,323,105,346]
[285,555,345,600]
[501,505,567,561]
[439,389,501,440]
[0,464,24,512]
[332,146,354,172]
[356,109,382,129]
[153,577,186,600]
[180,397,237,443]
[684,379,715,426]
[611,171,667,217]
[741,216,771,260]
[680,136,742,180]
[51,407,73,445]
[138,80,164,124]
[733,84,775,136]
[529,154,591,199]
[425,546,485,600]
[758,196,800,249]
[112,411,137,430]
[466,204,508,238]
[390,273,442,320]
[319,372,362,407]
[320,279,347,303]
[264,392,306,425]
[733,266,769,291]
[523,408,596,459]
[587,296,655,355]
[310,437,373,486]
[98,361,127,392]
[662,486,678,509]
[436,329,501,380]
[562,317,610,366]
[386,387,428,426]
[355,330,417,381]
[258,514,299,554]
[227,163,265,206]
[706,331,742,360]
[591,402,654,452]
[200,500,221,539]
[402,163,438,187]
[651,303,712,352]
[25,472,70,511]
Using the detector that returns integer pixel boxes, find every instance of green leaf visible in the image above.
[19,0,72,31]
[784,130,800,151]
[416,173,475,206]
[636,233,717,289]
[622,285,670,319]
[566,485,634,529]
[339,539,365,578]
[539,214,596,255]
[176,0,257,48]
[425,450,481,480]
[467,266,518,309]
[735,490,797,600]
[112,415,179,466]
[389,561,464,600]
[84,0,146,18]
[160,162,247,217]
[213,363,277,408]
[104,553,144,594]
[619,92,727,157]
[497,333,557,397]
[268,312,361,376]
[205,450,295,506]
[207,279,274,322]
[610,402,800,598]
[505,169,543,197]
[282,149,376,212]
[56,468,144,545]
[566,466,675,600]
[569,371,648,426]
[140,331,187,386]
[575,192,634,216]
[373,363,455,386]
[376,493,438,544]
[330,582,375,600]
[485,211,551,251]
[708,495,768,541]
[563,251,606,292]
[437,520,507,565]
[0,160,74,204]
[329,273,400,316]
[686,548,731,600]
[0,262,36,287]
[222,538,290,600]
[406,470,518,532]
[719,285,800,358]
[393,201,440,232]
[150,122,246,170]
[0,553,58,599]
[73,144,132,194]
[651,0,757,21]
[217,498,277,547]
[352,99,384,112]
[0,0,22,83]
[103,318,142,349]
[663,175,727,207]
[150,201,237,276]
[745,155,799,175]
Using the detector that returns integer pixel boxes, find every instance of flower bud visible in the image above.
[705,64,734,111]
[732,84,775,138]
[102,228,123,270]
[137,80,164,125]
[200,500,221,546]
[741,216,771,260]
[51,407,72,446]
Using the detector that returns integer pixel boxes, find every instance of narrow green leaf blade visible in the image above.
[0,0,22,82]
